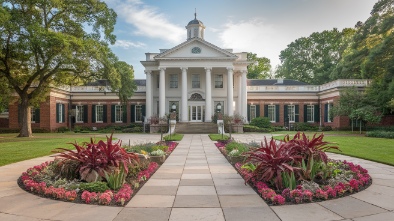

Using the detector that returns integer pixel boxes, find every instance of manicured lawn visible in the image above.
[209,134,230,141]
[0,133,105,166]
[273,132,394,166]
[163,133,184,141]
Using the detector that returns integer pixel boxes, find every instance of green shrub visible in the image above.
[57,127,69,133]
[104,166,126,190]
[225,142,248,154]
[366,131,394,139]
[0,128,20,133]
[243,125,272,132]
[322,126,332,131]
[294,123,318,131]
[79,181,110,193]
[249,117,272,128]
[126,142,156,154]
[32,128,50,133]
[122,127,143,133]
[152,145,168,152]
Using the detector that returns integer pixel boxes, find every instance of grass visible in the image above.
[209,134,230,141]
[0,133,106,166]
[163,133,184,141]
[273,131,394,166]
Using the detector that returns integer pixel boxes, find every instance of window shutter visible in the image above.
[247,104,251,122]
[92,105,96,123]
[284,105,288,122]
[62,104,65,123]
[314,105,320,122]
[324,104,328,122]
[256,105,260,117]
[123,105,127,123]
[83,105,88,123]
[35,108,40,123]
[264,105,268,117]
[275,105,280,122]
[103,105,107,123]
[304,105,308,122]
[142,105,146,122]
[131,105,135,123]
[111,105,115,123]
[295,105,299,122]
[56,104,60,123]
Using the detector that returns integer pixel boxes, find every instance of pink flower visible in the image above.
[281,188,291,200]
[349,179,360,191]
[255,181,268,191]
[98,192,112,205]
[315,189,328,200]
[303,190,313,202]
[290,189,303,204]
[260,188,277,201]
[273,195,286,205]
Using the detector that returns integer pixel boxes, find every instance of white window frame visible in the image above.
[30,108,36,123]
[192,74,200,88]
[169,74,178,88]
[288,105,295,122]
[307,105,314,123]
[250,105,256,121]
[115,105,123,123]
[327,103,332,123]
[135,105,143,122]
[96,105,104,123]
[268,105,276,123]
[215,74,223,88]
[58,104,63,123]
[76,105,84,123]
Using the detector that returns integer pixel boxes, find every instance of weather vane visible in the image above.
[194,8,197,19]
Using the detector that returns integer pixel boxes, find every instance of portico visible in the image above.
[141,15,249,123]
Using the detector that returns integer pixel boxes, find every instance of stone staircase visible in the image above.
[174,122,217,134]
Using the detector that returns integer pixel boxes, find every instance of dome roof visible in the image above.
[188,18,204,26]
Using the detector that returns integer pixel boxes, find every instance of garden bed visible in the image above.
[215,132,372,205]
[18,135,178,206]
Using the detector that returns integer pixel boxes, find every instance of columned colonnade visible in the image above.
[144,67,248,123]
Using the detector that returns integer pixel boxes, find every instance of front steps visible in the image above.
[174,122,217,134]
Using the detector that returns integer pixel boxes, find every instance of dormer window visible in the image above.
[192,47,201,54]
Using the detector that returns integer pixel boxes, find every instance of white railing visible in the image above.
[247,79,371,93]
[70,86,146,93]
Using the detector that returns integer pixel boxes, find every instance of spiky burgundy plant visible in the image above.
[245,137,302,190]
[284,132,340,180]
[53,133,138,182]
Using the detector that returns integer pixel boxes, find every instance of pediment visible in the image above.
[154,38,238,60]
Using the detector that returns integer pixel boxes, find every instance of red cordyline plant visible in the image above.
[53,133,138,182]
[284,132,340,180]
[246,137,302,190]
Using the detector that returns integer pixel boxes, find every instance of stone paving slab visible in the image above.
[271,203,344,221]
[352,211,394,221]
[50,204,122,221]
[179,179,214,186]
[173,195,220,207]
[219,195,268,208]
[169,208,225,221]
[126,195,175,208]
[114,208,171,221]
[318,196,388,219]
[137,186,178,195]
[223,207,281,221]
[177,186,217,195]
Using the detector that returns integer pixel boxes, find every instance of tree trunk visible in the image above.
[18,96,32,137]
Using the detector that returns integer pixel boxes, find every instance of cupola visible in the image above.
[186,11,205,40]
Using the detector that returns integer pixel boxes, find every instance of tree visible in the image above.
[247,53,271,79]
[0,0,134,137]
[276,28,356,84]
[332,87,381,133]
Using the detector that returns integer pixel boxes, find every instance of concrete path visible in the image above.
[0,134,393,221]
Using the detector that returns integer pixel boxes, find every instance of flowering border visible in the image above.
[216,142,372,205]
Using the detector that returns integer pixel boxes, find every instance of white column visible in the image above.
[241,70,248,123]
[181,67,188,122]
[227,67,234,116]
[205,67,212,122]
[237,74,242,114]
[145,70,152,121]
[159,68,166,117]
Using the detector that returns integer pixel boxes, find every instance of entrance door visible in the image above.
[190,105,204,122]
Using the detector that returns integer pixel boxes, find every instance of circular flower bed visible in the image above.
[216,132,372,205]
[18,135,178,206]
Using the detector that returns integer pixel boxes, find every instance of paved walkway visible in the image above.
[0,134,393,221]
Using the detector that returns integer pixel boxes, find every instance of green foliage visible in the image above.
[122,127,143,133]
[366,131,394,139]
[152,145,168,152]
[104,166,126,190]
[79,181,110,193]
[208,134,230,141]
[225,142,249,154]
[276,28,355,84]
[149,149,165,156]
[241,163,257,172]
[243,125,272,133]
[293,123,318,131]
[247,53,272,79]
[125,142,156,154]
[249,117,272,128]
[163,133,184,141]
[282,171,297,190]
[53,159,80,180]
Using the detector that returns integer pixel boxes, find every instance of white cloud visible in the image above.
[109,0,184,44]
[113,40,146,49]
[218,18,292,68]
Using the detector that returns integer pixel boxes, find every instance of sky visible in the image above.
[103,0,378,79]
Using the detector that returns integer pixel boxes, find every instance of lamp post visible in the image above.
[170,103,176,140]
[216,103,223,139]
